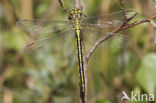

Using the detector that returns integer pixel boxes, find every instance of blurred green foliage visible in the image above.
[136,54,156,94]
[0,0,156,103]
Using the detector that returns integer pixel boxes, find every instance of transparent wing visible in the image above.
[24,28,75,54]
[82,28,133,54]
[16,19,75,54]
[16,19,72,35]
[82,10,137,32]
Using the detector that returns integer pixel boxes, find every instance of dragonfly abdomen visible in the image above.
[75,29,85,103]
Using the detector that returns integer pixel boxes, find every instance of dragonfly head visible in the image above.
[70,8,82,20]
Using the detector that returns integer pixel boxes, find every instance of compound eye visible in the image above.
[70,8,74,11]
[78,10,82,14]
[70,9,74,14]
[70,10,74,14]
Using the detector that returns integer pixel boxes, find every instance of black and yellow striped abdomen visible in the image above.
[75,29,85,103]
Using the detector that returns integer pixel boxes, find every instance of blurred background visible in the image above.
[0,0,156,103]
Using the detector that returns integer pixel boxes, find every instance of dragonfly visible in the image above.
[17,8,136,103]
